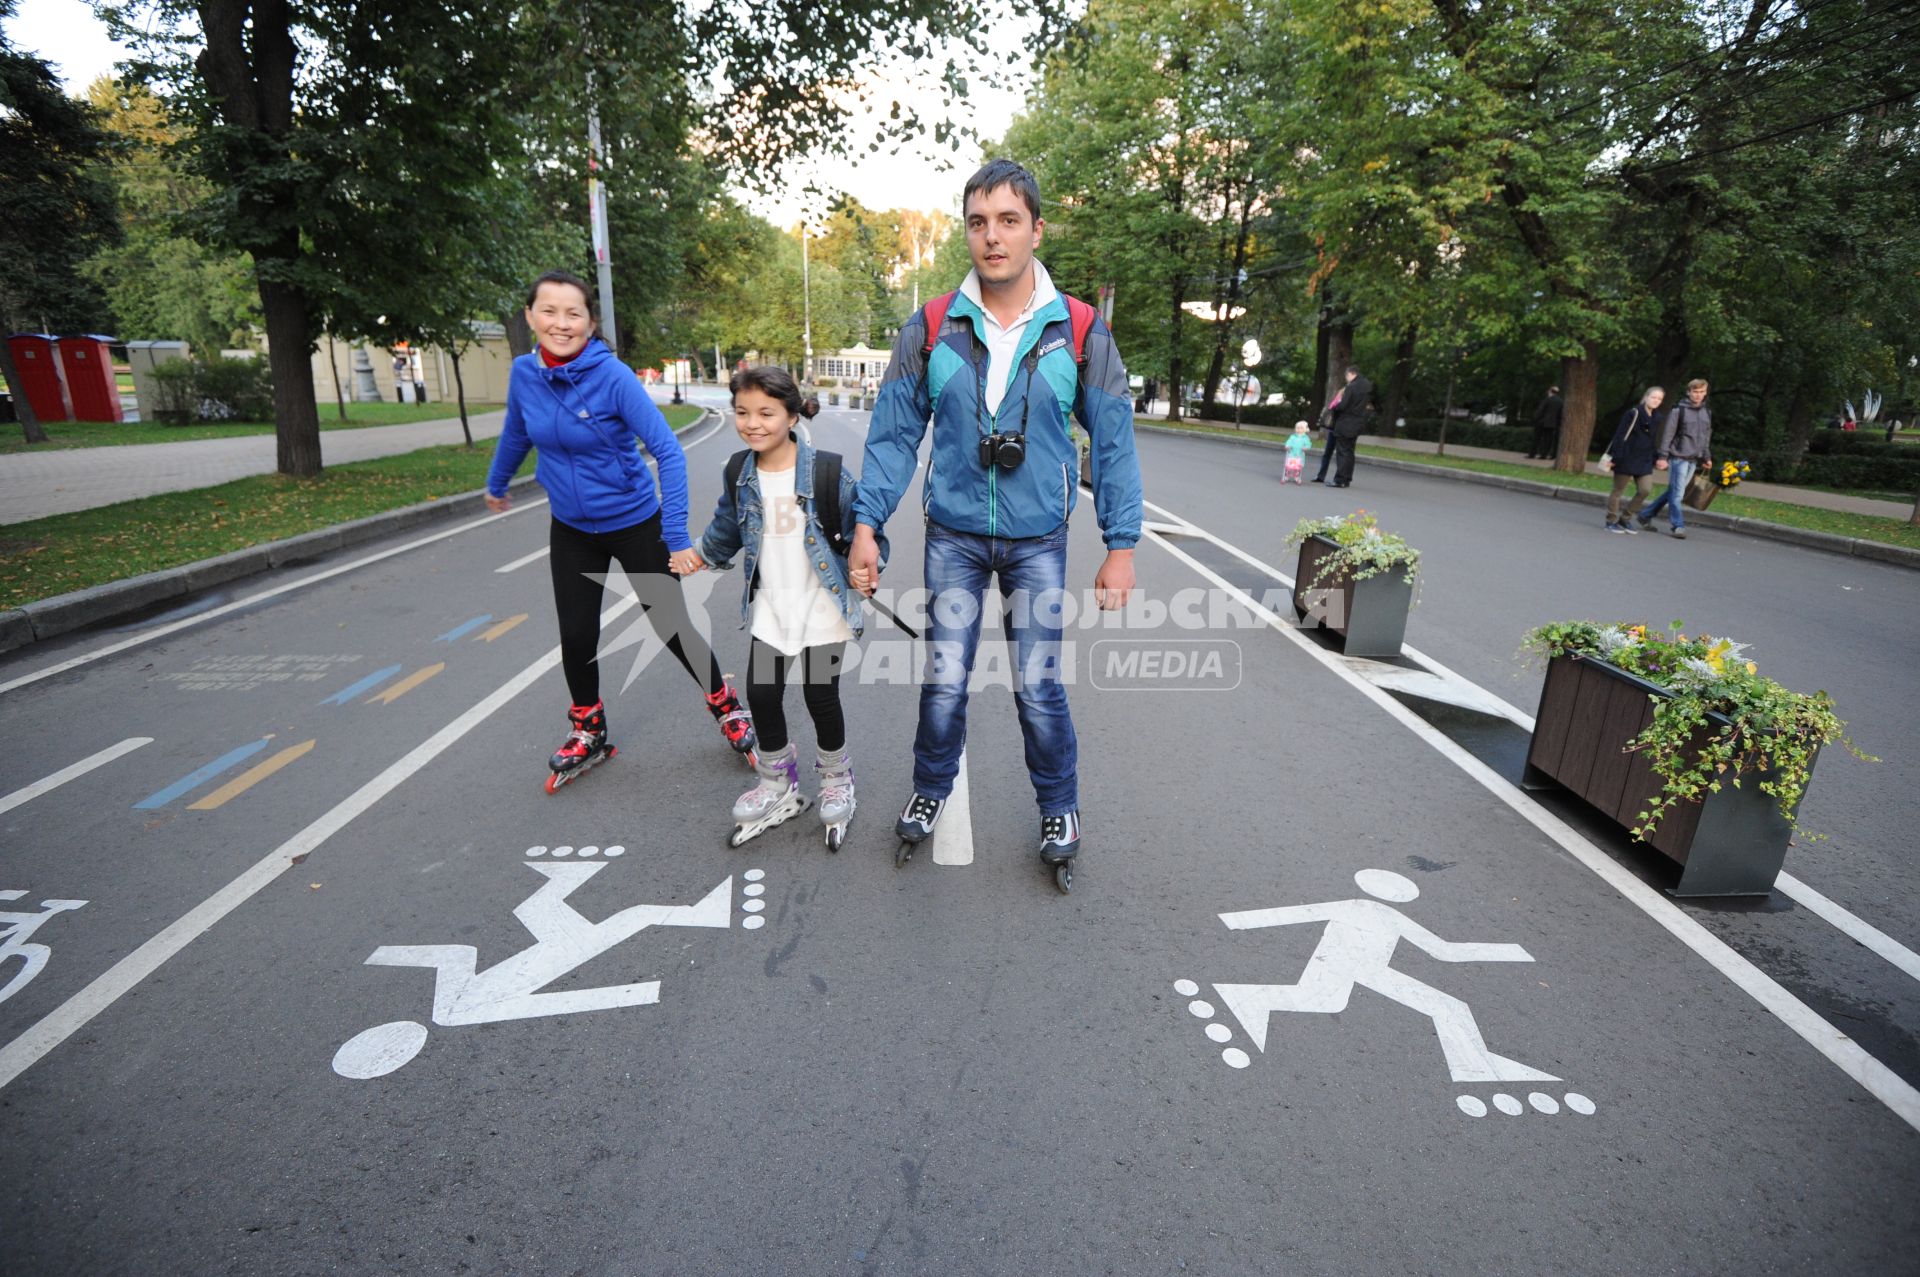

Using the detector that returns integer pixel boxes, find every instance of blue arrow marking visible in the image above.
[435,615,493,642]
[134,738,272,809]
[320,664,404,706]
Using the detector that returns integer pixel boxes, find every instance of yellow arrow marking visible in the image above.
[188,739,316,810]
[368,662,446,705]
[474,613,529,643]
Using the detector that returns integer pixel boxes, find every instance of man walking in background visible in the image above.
[1327,364,1372,488]
[1525,385,1564,458]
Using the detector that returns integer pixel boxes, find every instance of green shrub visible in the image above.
[147,356,275,424]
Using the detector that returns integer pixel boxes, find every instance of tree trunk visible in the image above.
[505,309,533,358]
[1782,379,1817,464]
[0,338,49,444]
[259,277,322,476]
[1555,345,1599,472]
[1201,189,1255,421]
[1651,304,1692,398]
[1166,273,1188,423]
[451,347,472,447]
[1382,325,1417,435]
[1325,318,1354,411]
[325,332,348,421]
[1308,288,1332,424]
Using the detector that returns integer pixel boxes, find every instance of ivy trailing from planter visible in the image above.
[1521,621,1874,840]
[1284,509,1421,589]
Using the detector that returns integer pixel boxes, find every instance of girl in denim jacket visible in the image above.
[674,367,886,849]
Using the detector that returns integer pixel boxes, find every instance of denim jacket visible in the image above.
[696,435,889,638]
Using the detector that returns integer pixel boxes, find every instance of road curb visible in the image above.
[0,406,716,657]
[1132,422,1920,571]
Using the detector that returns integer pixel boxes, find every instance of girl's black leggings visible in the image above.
[745,637,846,754]
[548,513,724,707]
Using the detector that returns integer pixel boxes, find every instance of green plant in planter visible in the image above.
[1521,620,1874,840]
[1283,509,1421,588]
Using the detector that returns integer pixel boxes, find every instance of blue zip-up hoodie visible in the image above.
[852,270,1144,548]
[485,339,693,549]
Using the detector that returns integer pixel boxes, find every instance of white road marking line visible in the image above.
[1132,492,1920,990]
[0,500,550,697]
[932,750,975,866]
[1775,872,1920,984]
[1138,516,1920,1133]
[0,592,639,1093]
[0,737,153,817]
[495,546,550,574]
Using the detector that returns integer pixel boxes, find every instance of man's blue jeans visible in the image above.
[1640,457,1698,529]
[914,519,1078,815]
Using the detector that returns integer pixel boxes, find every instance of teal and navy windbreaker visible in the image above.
[852,284,1144,548]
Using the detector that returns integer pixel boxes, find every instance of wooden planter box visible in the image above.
[1525,653,1807,896]
[1290,534,1413,658]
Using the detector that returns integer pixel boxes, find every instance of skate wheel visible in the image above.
[1053,863,1073,894]
[894,841,913,868]
[825,826,843,853]
[728,826,748,849]
[544,772,563,795]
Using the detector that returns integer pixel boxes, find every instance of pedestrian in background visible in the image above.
[1525,385,1564,458]
[1637,377,1713,539]
[1326,364,1372,488]
[1601,386,1663,533]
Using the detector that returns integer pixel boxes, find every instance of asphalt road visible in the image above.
[0,391,1915,1275]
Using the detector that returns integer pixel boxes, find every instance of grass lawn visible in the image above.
[0,401,504,453]
[0,402,709,609]
[1131,416,1920,552]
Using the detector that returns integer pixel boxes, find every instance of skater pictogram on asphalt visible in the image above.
[0,891,88,1008]
[331,846,763,1079]
[1176,869,1595,1116]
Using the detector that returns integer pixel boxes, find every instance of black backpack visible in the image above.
[723,447,852,559]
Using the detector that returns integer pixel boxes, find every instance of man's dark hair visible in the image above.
[526,269,596,314]
[963,159,1042,222]
[1345,363,1361,377]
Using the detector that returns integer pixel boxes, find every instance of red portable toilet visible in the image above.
[5,334,72,422]
[57,334,125,422]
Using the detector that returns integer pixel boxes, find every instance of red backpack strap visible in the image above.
[920,291,958,356]
[1062,294,1099,366]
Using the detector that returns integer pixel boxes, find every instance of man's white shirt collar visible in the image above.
[960,259,1057,332]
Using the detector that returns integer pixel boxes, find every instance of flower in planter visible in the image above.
[1283,509,1421,588]
[1521,620,1874,840]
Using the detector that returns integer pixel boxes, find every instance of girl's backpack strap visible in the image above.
[811,450,851,557]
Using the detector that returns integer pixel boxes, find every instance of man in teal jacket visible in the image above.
[846,159,1144,889]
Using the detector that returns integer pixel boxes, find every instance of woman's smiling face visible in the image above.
[526,280,593,359]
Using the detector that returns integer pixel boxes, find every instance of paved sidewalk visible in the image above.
[0,410,507,526]
[1155,415,1915,521]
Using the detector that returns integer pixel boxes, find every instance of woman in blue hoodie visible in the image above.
[485,270,755,790]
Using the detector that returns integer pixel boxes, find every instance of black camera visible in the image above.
[978,431,1027,471]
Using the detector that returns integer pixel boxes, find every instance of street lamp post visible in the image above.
[802,224,813,384]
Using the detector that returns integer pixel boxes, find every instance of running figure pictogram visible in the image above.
[333,854,753,1079]
[1207,869,1557,1083]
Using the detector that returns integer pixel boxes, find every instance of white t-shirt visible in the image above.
[959,258,1058,415]
[750,464,854,657]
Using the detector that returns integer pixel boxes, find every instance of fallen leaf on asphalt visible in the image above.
[310,883,322,889]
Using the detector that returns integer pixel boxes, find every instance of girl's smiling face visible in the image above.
[733,385,796,453]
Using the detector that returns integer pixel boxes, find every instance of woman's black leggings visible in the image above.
[548,513,724,707]
[745,637,846,754]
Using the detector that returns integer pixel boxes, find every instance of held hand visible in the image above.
[669,548,705,576]
[1095,549,1136,611]
[1654,459,1668,471]
[485,492,513,514]
[848,525,881,597]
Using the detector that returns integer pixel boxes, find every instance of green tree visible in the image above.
[79,78,258,357]
[0,1,121,443]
